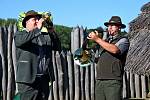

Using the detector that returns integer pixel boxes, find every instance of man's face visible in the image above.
[26,17,38,31]
[107,24,120,36]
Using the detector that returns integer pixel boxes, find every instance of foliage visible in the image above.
[54,25,72,50]
[0,18,17,26]
[17,12,25,31]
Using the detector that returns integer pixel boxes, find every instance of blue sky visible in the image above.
[0,0,149,31]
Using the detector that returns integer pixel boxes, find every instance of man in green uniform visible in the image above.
[88,16,130,100]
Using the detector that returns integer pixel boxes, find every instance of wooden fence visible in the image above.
[0,25,149,100]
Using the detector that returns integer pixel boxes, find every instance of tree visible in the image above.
[0,18,17,26]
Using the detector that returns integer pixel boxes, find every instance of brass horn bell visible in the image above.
[73,48,95,67]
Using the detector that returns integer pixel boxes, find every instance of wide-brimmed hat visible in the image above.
[22,10,41,28]
[104,16,126,28]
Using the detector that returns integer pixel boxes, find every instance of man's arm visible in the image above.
[88,31,130,54]
[95,37,129,55]
[88,31,120,54]
[95,38,120,54]
[14,28,41,47]
[115,37,130,55]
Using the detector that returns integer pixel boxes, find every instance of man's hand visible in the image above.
[36,18,44,29]
[87,31,100,41]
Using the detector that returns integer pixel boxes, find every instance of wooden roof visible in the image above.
[124,2,150,75]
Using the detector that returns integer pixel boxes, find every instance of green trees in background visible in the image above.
[0,18,17,26]
[54,25,72,50]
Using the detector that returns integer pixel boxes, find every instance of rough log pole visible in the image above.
[61,52,69,100]
[52,51,59,100]
[80,67,85,100]
[135,74,140,98]
[80,26,85,100]
[0,27,7,100]
[141,75,146,98]
[7,24,15,100]
[123,72,127,98]
[12,25,17,94]
[91,63,95,100]
[126,71,130,98]
[67,51,74,100]
[130,72,135,98]
[85,66,90,100]
[73,27,80,100]
[56,52,64,100]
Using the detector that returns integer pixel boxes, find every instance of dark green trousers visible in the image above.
[95,79,122,100]
[17,75,50,100]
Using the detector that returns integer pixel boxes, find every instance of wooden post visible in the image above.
[80,67,85,100]
[71,28,74,54]
[85,66,90,100]
[123,72,127,98]
[0,26,7,100]
[91,63,95,100]
[141,75,146,98]
[61,52,69,100]
[130,72,135,98]
[80,26,85,100]
[71,26,80,53]
[52,51,59,100]
[7,24,15,100]
[72,26,81,100]
[56,52,64,100]
[67,51,74,100]
[80,26,84,47]
[12,25,17,94]
[126,71,130,98]
[135,74,140,98]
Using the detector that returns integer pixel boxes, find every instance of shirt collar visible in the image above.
[109,33,120,40]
